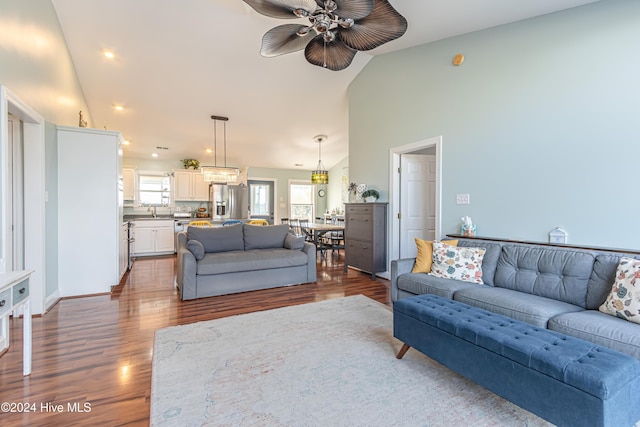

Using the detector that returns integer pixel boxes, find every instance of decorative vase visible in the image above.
[355,184,367,202]
[365,196,377,202]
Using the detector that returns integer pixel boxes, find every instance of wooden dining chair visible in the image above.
[289,219,303,237]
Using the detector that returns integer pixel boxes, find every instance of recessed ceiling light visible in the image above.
[206,148,213,154]
[123,140,131,145]
[102,49,115,59]
[151,153,158,158]
[113,104,124,111]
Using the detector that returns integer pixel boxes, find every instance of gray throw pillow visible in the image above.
[186,239,205,260]
[284,232,305,250]
[243,224,289,250]
[188,224,244,253]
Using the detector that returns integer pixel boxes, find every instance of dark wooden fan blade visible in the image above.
[339,0,407,51]
[315,0,375,20]
[304,34,357,71]
[243,0,318,19]
[260,24,317,57]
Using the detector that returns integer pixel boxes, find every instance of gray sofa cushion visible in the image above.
[197,249,308,275]
[186,239,205,260]
[494,245,595,308]
[284,232,305,250]
[397,273,481,300]
[243,224,289,250]
[457,240,502,286]
[454,287,584,328]
[549,310,640,359]
[587,253,640,310]
[188,224,244,253]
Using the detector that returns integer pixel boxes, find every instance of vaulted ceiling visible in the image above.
[52,0,598,170]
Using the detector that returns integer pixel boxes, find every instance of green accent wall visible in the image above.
[348,0,640,249]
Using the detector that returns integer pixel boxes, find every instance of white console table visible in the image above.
[0,270,32,375]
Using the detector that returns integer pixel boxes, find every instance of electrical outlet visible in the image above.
[456,194,470,205]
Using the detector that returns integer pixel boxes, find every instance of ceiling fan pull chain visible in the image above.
[323,40,327,68]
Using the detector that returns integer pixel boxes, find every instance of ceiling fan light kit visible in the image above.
[243,0,408,71]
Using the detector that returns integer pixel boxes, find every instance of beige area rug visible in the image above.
[151,295,551,426]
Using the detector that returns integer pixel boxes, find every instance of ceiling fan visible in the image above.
[242,0,408,71]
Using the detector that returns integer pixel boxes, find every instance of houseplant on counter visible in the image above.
[362,189,379,202]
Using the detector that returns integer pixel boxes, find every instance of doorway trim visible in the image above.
[1,86,46,315]
[248,177,277,223]
[389,136,442,266]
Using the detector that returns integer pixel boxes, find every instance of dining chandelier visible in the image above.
[311,134,329,184]
[201,115,240,183]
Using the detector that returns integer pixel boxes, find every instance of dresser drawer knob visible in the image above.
[0,300,5,307]
[19,288,26,294]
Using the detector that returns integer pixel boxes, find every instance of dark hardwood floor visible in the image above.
[0,254,390,426]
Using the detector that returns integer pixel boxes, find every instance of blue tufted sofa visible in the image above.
[394,294,640,427]
[391,238,640,359]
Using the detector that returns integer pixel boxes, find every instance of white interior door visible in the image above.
[399,154,435,258]
[7,114,24,270]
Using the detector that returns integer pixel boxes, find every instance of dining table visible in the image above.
[303,223,345,252]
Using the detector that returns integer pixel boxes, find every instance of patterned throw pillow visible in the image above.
[411,239,458,273]
[429,242,486,284]
[599,257,640,324]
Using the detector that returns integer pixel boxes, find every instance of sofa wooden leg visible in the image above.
[396,343,411,359]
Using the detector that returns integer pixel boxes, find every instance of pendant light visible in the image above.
[201,115,240,183]
[311,134,329,184]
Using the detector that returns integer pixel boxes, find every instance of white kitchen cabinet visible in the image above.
[123,168,136,201]
[174,170,209,201]
[57,126,124,297]
[133,220,175,256]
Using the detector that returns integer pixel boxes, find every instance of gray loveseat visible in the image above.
[391,238,640,359]
[176,224,316,300]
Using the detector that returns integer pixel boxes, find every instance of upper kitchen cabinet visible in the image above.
[174,170,209,201]
[57,126,124,297]
[123,168,136,201]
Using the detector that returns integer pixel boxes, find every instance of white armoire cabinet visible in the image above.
[57,126,124,297]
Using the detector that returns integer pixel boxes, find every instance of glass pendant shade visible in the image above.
[311,134,329,184]
[201,166,240,183]
[311,164,329,184]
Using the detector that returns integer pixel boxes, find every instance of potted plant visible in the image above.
[182,159,200,170]
[362,189,379,202]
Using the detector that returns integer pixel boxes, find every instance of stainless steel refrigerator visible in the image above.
[209,184,249,220]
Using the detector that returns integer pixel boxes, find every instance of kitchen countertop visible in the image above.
[124,215,192,221]
[124,215,251,225]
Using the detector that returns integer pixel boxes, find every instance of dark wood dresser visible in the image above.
[344,202,388,279]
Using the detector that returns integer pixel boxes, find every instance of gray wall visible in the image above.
[0,0,91,125]
[0,0,90,300]
[327,156,349,214]
[348,0,640,249]
[248,167,318,222]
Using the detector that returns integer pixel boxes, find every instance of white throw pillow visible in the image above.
[429,242,485,284]
[599,257,640,324]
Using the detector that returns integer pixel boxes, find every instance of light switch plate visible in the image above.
[456,194,470,205]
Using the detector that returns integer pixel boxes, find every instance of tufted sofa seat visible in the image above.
[391,238,640,359]
[394,294,640,427]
